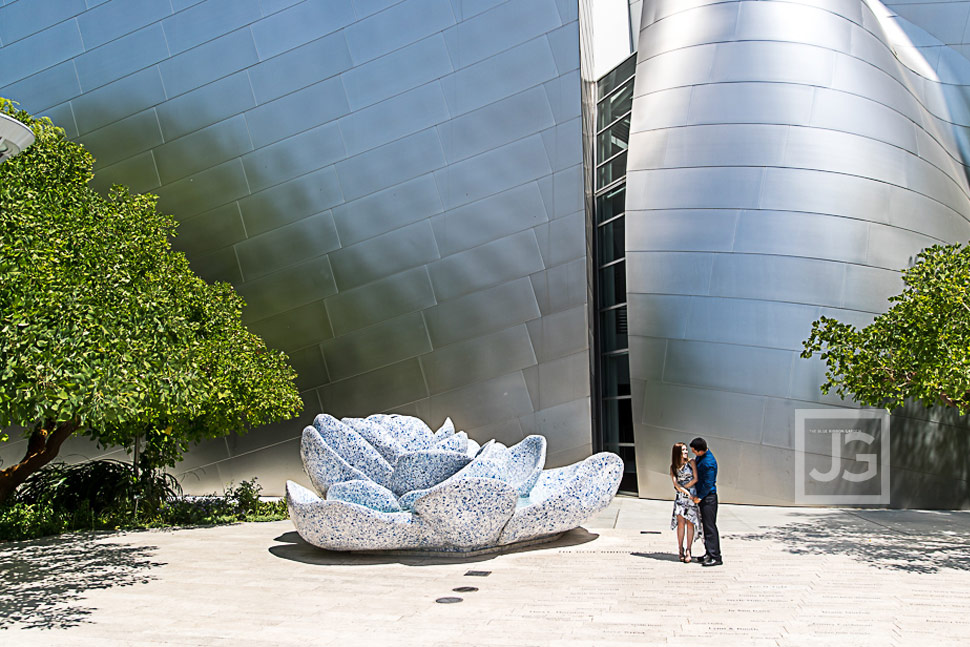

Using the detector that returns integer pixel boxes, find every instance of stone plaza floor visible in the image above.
[1,496,969,646]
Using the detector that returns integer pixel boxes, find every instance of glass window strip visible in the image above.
[595,148,627,170]
[597,213,625,228]
[601,342,630,355]
[595,184,625,223]
[596,119,630,161]
[596,54,637,98]
[599,257,626,270]
[593,54,637,492]
[596,75,635,103]
[599,302,627,313]
[596,153,627,189]
[595,176,627,196]
[596,87,634,129]
[595,110,633,137]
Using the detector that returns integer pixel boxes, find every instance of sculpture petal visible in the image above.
[412,477,518,549]
[434,430,468,454]
[506,435,546,497]
[326,479,401,513]
[466,438,481,458]
[398,458,508,510]
[477,439,508,460]
[286,481,435,551]
[367,414,433,451]
[397,488,430,511]
[474,438,494,457]
[312,414,393,487]
[398,453,506,510]
[469,440,510,477]
[301,426,369,496]
[387,449,472,496]
[433,417,455,439]
[341,416,407,466]
[454,454,507,481]
[498,452,623,545]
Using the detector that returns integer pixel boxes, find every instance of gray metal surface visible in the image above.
[6,0,969,507]
[0,0,589,494]
[626,0,970,507]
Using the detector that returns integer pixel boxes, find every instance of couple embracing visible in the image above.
[669,437,722,567]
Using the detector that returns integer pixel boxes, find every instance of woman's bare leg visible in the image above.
[676,516,686,560]
[685,523,695,562]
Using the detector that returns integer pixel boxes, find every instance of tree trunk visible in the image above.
[0,420,78,503]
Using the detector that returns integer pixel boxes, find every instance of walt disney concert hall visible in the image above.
[1,0,968,507]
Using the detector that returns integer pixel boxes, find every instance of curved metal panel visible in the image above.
[627,0,970,506]
[0,0,589,493]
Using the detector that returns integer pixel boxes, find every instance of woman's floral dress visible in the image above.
[670,461,702,541]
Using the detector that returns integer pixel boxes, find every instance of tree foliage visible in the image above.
[0,98,302,501]
[802,242,970,414]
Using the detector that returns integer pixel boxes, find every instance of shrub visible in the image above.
[0,460,287,542]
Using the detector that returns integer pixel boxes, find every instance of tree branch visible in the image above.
[0,420,79,502]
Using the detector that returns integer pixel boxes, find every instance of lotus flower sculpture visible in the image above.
[285,413,623,552]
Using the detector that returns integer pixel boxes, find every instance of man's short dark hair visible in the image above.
[690,437,708,452]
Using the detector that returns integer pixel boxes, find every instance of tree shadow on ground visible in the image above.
[727,510,970,575]
[0,531,164,629]
[268,527,599,566]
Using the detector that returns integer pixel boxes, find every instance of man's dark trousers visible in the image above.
[699,493,720,560]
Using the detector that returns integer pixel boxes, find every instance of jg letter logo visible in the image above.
[795,409,890,504]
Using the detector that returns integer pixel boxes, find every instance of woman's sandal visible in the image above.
[683,549,692,564]
[678,547,685,562]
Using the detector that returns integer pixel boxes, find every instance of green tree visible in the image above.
[0,99,303,502]
[802,242,970,414]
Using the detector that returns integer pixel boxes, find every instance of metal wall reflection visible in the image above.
[626,0,970,507]
[0,0,590,494]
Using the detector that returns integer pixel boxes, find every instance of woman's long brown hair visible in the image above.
[670,442,687,477]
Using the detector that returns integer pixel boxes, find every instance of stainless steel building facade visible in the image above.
[624,0,970,507]
[1,0,968,506]
[0,0,593,495]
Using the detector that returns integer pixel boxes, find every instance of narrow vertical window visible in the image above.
[593,54,638,494]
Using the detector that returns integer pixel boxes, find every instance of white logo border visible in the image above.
[795,408,891,505]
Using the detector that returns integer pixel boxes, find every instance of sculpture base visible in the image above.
[359,531,566,558]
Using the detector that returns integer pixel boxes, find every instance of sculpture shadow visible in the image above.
[269,527,600,566]
[630,551,683,562]
[727,510,970,575]
[0,531,164,629]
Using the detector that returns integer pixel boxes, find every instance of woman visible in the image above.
[670,442,703,562]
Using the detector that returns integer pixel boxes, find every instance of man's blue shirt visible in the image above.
[694,451,717,499]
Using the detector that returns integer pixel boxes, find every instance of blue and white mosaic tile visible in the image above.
[434,417,456,439]
[300,426,369,496]
[388,449,472,496]
[366,414,433,451]
[341,416,407,465]
[313,414,393,487]
[506,435,546,497]
[412,477,518,547]
[287,412,623,552]
[433,430,468,453]
[326,479,401,513]
[499,453,624,544]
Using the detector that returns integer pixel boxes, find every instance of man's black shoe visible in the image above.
[701,557,723,567]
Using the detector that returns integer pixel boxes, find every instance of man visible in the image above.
[690,437,722,567]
